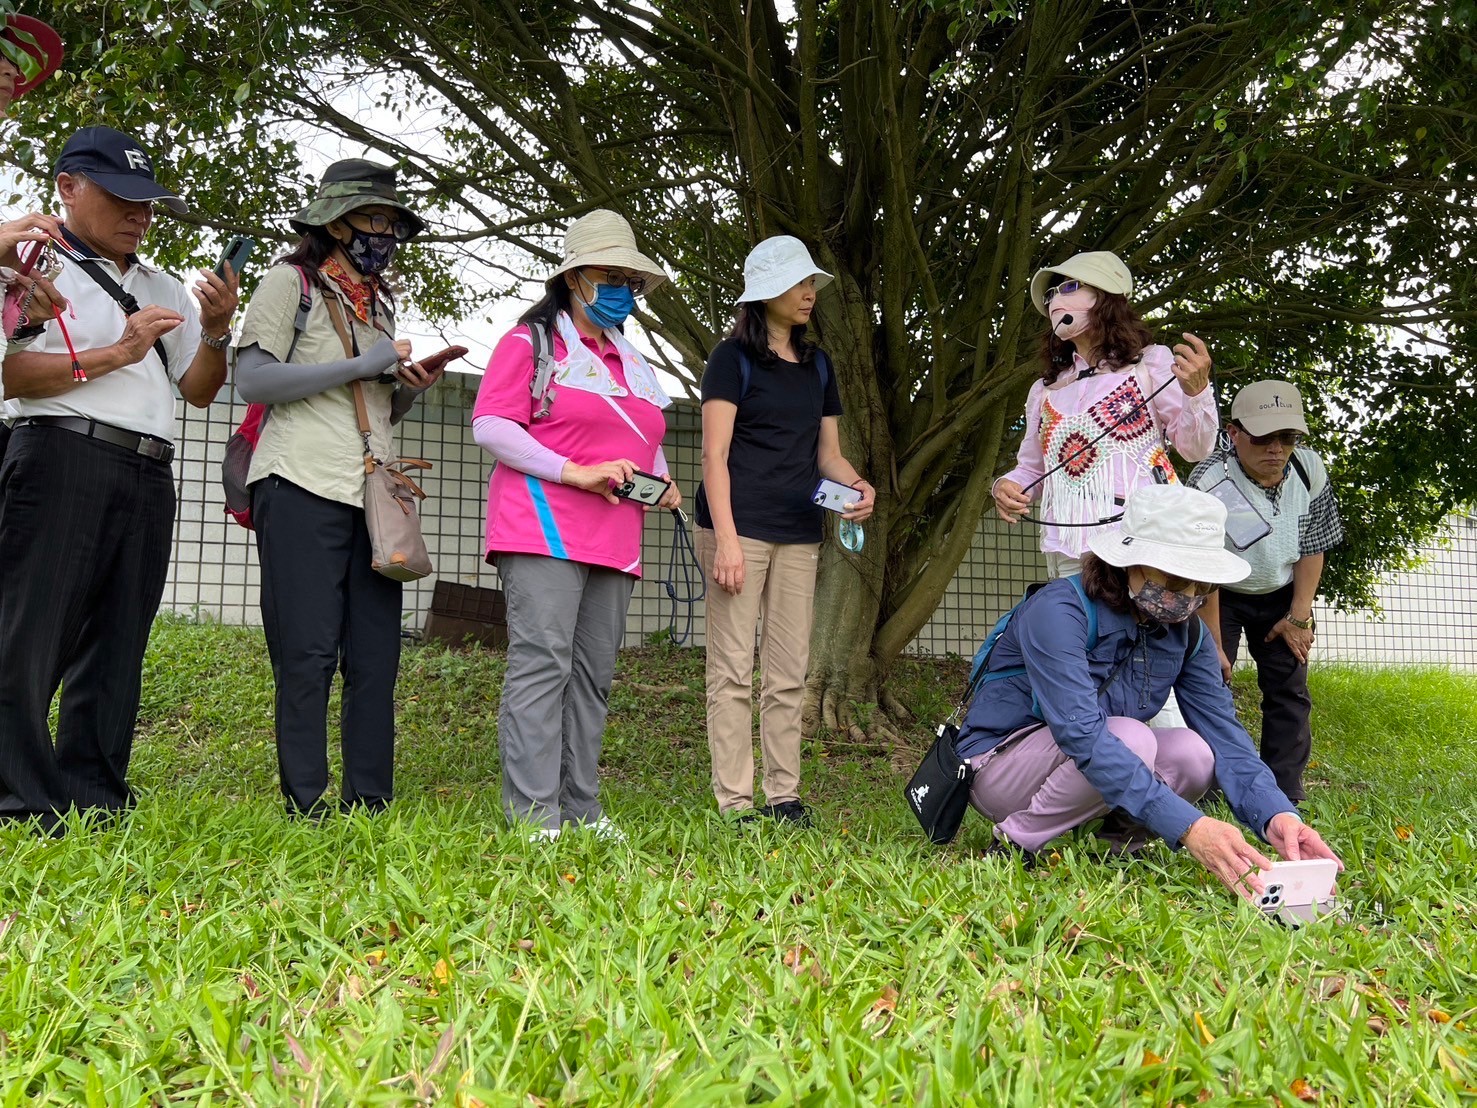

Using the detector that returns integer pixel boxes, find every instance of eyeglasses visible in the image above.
[1044,279,1082,302]
[348,211,416,242]
[584,267,648,295]
[1143,568,1218,597]
[1235,427,1305,449]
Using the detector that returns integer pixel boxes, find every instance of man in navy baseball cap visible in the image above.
[51,125,187,214]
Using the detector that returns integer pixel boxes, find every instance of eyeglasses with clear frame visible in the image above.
[583,267,648,296]
[1044,279,1083,302]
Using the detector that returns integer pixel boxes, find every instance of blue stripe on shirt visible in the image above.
[525,474,568,559]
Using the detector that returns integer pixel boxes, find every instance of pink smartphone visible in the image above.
[1255,858,1339,927]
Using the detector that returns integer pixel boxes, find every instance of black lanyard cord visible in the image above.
[661,508,706,646]
[1016,374,1179,528]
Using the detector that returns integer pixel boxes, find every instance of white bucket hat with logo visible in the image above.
[1087,484,1251,585]
[547,209,667,294]
[1231,379,1309,436]
[737,235,834,303]
[1029,250,1133,317]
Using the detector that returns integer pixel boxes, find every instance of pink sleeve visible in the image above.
[472,325,538,425]
[997,380,1048,499]
[652,445,670,476]
[1142,345,1219,463]
[472,414,569,484]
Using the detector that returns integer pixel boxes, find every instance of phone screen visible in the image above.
[1202,473,1272,551]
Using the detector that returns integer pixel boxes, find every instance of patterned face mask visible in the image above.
[1130,578,1209,624]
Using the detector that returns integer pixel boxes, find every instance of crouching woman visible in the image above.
[958,483,1341,897]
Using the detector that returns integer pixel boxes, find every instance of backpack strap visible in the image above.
[528,321,558,420]
[1289,451,1311,492]
[282,265,315,363]
[737,348,831,402]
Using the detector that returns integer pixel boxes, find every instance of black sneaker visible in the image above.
[1097,809,1154,856]
[982,836,1036,869]
[760,800,813,827]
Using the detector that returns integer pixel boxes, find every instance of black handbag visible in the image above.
[904,721,975,845]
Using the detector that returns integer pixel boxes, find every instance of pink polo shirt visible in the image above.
[473,324,669,576]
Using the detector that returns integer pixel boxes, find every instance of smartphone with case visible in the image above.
[215,234,255,280]
[1255,858,1338,927]
[1202,471,1273,551]
[812,478,859,514]
[613,470,670,506]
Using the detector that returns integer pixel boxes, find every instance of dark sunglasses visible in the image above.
[1235,425,1305,449]
[1044,279,1082,302]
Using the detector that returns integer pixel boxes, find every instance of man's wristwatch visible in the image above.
[1285,612,1316,630]
[201,330,232,351]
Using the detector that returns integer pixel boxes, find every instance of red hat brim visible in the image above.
[2,15,64,99]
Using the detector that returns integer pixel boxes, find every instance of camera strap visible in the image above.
[660,508,706,646]
[52,229,170,373]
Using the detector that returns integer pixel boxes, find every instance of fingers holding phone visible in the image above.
[396,344,466,391]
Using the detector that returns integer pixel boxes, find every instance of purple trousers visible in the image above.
[968,717,1216,853]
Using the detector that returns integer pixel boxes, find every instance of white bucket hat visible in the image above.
[1087,484,1251,585]
[737,235,833,303]
[1029,250,1133,317]
[547,209,667,294]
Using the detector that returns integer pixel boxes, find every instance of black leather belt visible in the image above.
[12,416,175,464]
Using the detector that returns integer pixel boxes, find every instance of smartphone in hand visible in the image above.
[413,345,469,376]
[215,235,255,280]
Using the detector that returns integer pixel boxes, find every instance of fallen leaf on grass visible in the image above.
[1394,825,1412,841]
[1193,1011,1215,1045]
[781,945,824,982]
[1290,1077,1318,1101]
[1438,1047,1466,1081]
[1366,1017,1389,1036]
[1142,1049,1164,1066]
[429,958,454,994]
[1429,1009,1452,1024]
[986,979,1022,1001]
[365,949,389,967]
[515,939,535,951]
[562,873,577,884]
[1314,976,1345,1001]
[427,1025,455,1078]
[863,985,899,1033]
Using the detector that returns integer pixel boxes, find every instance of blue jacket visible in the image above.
[957,577,1295,847]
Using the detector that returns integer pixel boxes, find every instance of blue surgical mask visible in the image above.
[579,274,636,328]
[346,227,398,275]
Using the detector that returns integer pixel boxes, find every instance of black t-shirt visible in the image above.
[694,337,845,544]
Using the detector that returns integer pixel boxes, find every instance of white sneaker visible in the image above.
[585,815,626,843]
[527,827,562,843]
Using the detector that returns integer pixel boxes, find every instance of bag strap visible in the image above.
[283,265,315,363]
[528,320,558,420]
[1289,451,1311,492]
[321,292,377,465]
[58,247,169,372]
[737,348,831,402]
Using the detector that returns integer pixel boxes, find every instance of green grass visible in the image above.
[2,621,1475,1105]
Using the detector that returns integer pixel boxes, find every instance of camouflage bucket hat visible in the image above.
[289,158,425,238]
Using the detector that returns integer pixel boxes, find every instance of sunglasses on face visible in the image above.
[1044,279,1083,302]
[1143,568,1218,597]
[348,211,416,242]
[1236,427,1305,449]
[584,267,648,295]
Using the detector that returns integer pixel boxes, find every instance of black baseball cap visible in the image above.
[51,126,187,214]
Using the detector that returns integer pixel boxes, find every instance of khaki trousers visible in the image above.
[697,529,820,812]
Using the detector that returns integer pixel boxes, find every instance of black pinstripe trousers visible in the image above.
[0,424,175,826]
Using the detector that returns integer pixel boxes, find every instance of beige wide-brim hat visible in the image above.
[1029,250,1133,317]
[1087,484,1251,586]
[546,209,667,294]
[1231,379,1309,436]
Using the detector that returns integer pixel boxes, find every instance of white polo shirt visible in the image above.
[8,242,202,442]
